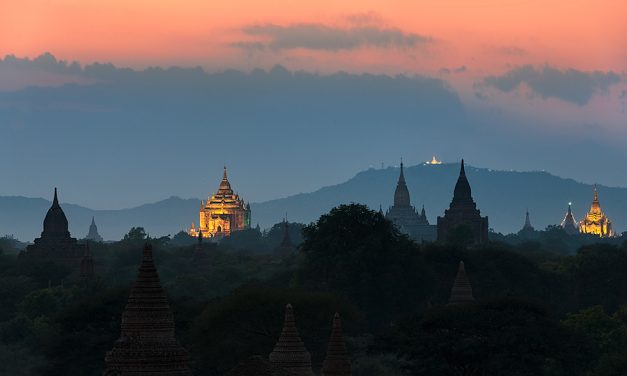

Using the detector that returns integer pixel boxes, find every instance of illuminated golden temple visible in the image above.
[188,167,251,238]
[579,186,613,238]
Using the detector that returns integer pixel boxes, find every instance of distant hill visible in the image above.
[1,163,626,241]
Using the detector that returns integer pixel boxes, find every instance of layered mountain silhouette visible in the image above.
[1,163,626,241]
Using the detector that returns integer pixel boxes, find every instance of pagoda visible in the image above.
[85,216,104,242]
[20,188,87,266]
[321,313,352,376]
[188,167,251,239]
[275,219,295,255]
[269,304,315,376]
[385,161,436,242]
[518,209,535,237]
[579,186,613,237]
[437,160,489,244]
[448,261,476,305]
[103,243,192,376]
[560,203,579,235]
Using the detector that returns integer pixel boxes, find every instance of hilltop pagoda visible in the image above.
[518,209,535,237]
[579,186,613,237]
[20,188,87,266]
[385,162,436,242]
[188,167,251,239]
[104,243,192,376]
[437,160,489,244]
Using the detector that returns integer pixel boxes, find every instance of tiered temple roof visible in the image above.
[579,186,613,237]
[269,304,315,376]
[448,261,476,305]
[437,160,489,244]
[321,313,352,376]
[103,243,192,376]
[188,167,251,239]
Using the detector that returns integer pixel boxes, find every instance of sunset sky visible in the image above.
[0,0,626,210]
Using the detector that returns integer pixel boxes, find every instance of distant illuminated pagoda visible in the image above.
[560,202,579,235]
[188,167,251,239]
[579,186,613,238]
[426,155,442,165]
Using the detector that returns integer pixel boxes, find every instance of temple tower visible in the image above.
[275,219,294,255]
[437,160,489,244]
[448,261,476,305]
[103,243,192,376]
[518,209,535,237]
[86,217,104,242]
[269,304,315,376]
[385,162,436,242]
[20,188,87,266]
[560,203,579,235]
[188,167,251,239]
[322,313,352,376]
[579,186,613,237]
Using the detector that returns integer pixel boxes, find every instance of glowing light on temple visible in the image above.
[188,167,251,239]
[426,156,442,165]
[579,186,614,238]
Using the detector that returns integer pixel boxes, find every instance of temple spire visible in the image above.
[269,304,315,376]
[448,261,476,305]
[53,187,59,206]
[322,313,352,376]
[393,160,410,207]
[452,159,473,205]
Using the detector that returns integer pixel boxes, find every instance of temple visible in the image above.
[85,216,103,242]
[448,261,476,305]
[188,167,251,239]
[437,160,489,244]
[560,203,579,235]
[518,209,535,237]
[321,313,352,376]
[269,304,315,376]
[275,219,295,255]
[103,243,192,376]
[19,188,87,266]
[579,186,613,237]
[385,162,436,242]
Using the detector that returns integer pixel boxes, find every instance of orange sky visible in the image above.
[1,0,625,75]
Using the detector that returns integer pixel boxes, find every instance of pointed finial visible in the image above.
[53,187,59,205]
[91,216,96,225]
[460,159,466,176]
[223,165,228,180]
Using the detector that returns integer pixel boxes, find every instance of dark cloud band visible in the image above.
[484,65,622,106]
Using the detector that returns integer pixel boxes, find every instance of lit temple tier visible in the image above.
[188,167,251,239]
[579,186,613,238]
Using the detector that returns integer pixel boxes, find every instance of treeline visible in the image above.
[1,204,626,375]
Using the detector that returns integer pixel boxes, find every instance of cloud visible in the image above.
[439,65,467,75]
[234,23,432,52]
[484,65,622,106]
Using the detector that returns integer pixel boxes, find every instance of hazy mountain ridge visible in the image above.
[1,164,626,241]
